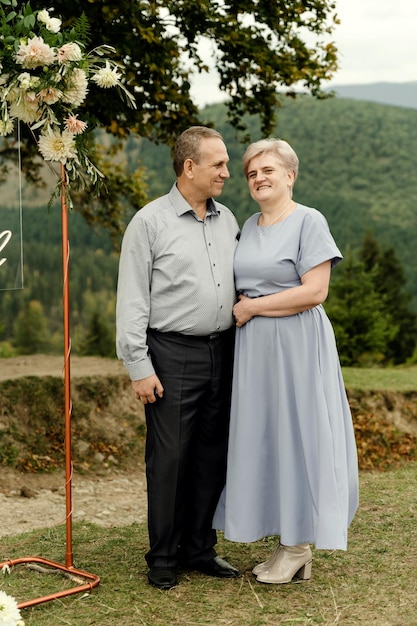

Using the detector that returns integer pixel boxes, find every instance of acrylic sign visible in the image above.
[0,229,12,267]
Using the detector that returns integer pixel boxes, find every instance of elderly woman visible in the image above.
[213,138,358,584]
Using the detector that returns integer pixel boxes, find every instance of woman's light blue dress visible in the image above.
[213,204,359,550]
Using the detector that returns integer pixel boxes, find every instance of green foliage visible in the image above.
[0,340,16,357]
[12,299,51,354]
[359,232,417,364]
[0,374,144,471]
[0,440,19,466]
[0,376,64,469]
[27,0,338,142]
[343,366,417,392]
[325,251,397,366]
[324,234,417,366]
[71,11,91,44]
[0,205,118,356]
[79,311,115,358]
[0,0,339,235]
[71,140,149,247]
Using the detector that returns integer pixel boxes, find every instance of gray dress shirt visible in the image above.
[116,183,239,381]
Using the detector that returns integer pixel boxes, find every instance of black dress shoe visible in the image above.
[147,567,177,590]
[191,556,239,578]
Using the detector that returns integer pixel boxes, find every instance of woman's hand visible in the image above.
[234,261,332,324]
[233,294,254,327]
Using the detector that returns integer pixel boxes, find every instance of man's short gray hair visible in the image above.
[173,126,223,176]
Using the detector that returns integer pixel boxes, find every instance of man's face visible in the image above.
[191,137,230,198]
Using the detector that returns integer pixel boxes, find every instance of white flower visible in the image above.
[37,9,50,23]
[58,42,82,63]
[0,118,15,136]
[17,72,32,89]
[44,17,61,33]
[91,61,121,88]
[5,86,20,104]
[17,74,41,90]
[37,87,63,104]
[64,114,87,135]
[9,92,40,123]
[15,36,56,69]
[62,68,88,107]
[37,9,61,32]
[0,590,23,625]
[38,127,78,163]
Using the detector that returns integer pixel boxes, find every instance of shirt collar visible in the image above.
[169,183,220,218]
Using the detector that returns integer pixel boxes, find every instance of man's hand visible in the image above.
[132,375,164,404]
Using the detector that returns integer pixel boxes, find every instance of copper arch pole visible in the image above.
[0,164,100,608]
[60,163,73,569]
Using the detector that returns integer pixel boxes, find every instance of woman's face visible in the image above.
[246,153,294,205]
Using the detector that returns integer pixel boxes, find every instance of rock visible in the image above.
[20,486,37,498]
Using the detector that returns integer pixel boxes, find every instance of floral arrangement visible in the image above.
[0,1,136,200]
[0,590,24,626]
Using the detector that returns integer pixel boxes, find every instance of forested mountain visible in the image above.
[326,81,417,110]
[2,92,417,362]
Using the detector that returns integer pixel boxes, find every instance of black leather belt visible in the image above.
[148,329,223,342]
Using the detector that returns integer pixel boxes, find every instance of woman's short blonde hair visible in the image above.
[242,138,299,182]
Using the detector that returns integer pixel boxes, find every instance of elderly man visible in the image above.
[116,126,239,590]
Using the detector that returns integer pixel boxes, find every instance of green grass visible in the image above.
[342,366,417,392]
[2,464,417,625]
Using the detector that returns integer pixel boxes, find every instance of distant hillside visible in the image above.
[326,81,417,110]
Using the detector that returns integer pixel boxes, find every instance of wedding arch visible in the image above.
[0,3,135,613]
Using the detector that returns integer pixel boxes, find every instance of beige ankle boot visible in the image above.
[252,542,282,576]
[256,543,312,584]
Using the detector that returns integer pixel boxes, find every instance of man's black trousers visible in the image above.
[144,328,234,569]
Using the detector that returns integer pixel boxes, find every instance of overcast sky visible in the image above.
[190,0,417,106]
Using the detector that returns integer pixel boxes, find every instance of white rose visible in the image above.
[30,76,41,88]
[18,72,32,89]
[45,17,62,33]
[37,9,50,23]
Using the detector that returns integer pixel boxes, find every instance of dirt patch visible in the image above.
[0,466,147,538]
[0,354,127,381]
[0,355,148,539]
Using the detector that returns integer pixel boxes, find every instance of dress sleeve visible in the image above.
[295,209,343,277]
